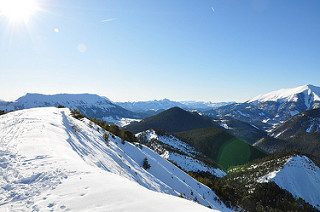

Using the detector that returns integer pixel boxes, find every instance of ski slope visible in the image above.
[0,107,230,211]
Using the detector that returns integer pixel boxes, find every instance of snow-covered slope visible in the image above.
[137,130,226,177]
[0,107,230,211]
[258,155,320,209]
[253,108,320,157]
[0,93,139,120]
[205,85,320,128]
[249,84,320,104]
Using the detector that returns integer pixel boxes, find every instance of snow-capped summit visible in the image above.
[204,85,320,129]
[0,93,139,120]
[16,93,113,108]
[249,84,320,106]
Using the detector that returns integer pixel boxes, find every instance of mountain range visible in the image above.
[0,93,140,120]
[1,84,320,211]
[204,84,320,129]
[0,94,234,125]
[117,99,235,113]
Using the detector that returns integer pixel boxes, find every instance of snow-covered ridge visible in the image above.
[0,93,116,112]
[0,107,230,211]
[248,84,320,104]
[16,93,113,108]
[0,93,141,122]
[258,155,320,210]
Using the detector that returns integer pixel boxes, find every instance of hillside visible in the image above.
[136,130,226,177]
[0,107,230,211]
[216,152,320,211]
[254,108,320,160]
[216,119,267,145]
[174,128,267,170]
[125,107,221,134]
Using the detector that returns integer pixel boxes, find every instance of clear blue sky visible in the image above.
[0,0,319,102]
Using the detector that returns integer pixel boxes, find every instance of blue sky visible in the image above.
[0,0,319,102]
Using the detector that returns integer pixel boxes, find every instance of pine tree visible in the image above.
[121,130,136,142]
[109,123,121,136]
[143,157,151,170]
[103,133,109,143]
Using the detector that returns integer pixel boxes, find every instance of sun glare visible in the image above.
[0,0,39,22]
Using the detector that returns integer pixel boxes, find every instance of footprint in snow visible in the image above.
[48,203,55,208]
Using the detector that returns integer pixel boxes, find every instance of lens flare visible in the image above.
[0,0,39,22]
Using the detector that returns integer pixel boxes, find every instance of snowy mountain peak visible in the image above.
[248,84,320,103]
[16,93,112,105]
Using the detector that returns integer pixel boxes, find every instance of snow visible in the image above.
[141,130,200,156]
[16,93,114,108]
[0,107,229,211]
[116,99,186,112]
[219,122,230,130]
[237,111,249,117]
[290,110,299,117]
[162,152,226,177]
[102,116,141,127]
[306,123,314,133]
[180,101,235,110]
[262,119,270,123]
[248,85,320,106]
[117,99,235,112]
[257,155,320,209]
[250,124,259,130]
[0,93,116,113]
[137,130,226,178]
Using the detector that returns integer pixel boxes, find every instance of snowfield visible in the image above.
[0,107,230,211]
[258,155,320,209]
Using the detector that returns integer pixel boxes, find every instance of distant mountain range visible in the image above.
[0,93,140,120]
[0,94,235,123]
[204,84,320,129]
[117,99,235,113]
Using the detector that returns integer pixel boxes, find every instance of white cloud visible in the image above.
[102,18,117,22]
[211,7,215,13]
